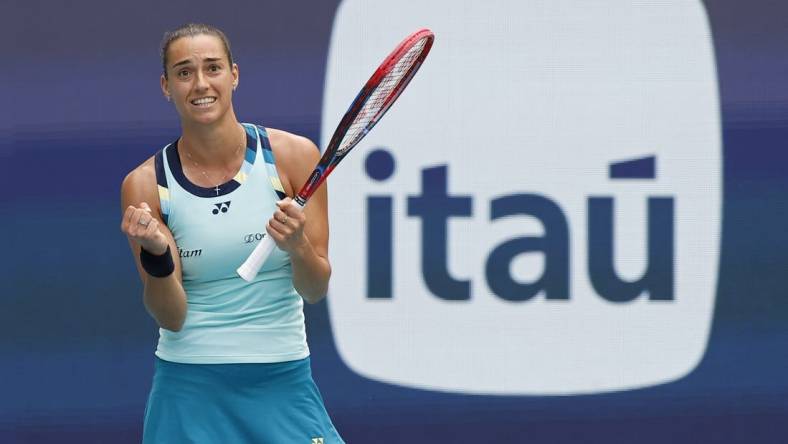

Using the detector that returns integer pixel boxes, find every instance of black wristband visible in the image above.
[140,245,175,278]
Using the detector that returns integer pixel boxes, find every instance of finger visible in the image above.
[269,217,289,234]
[131,218,149,240]
[266,222,285,245]
[132,209,153,234]
[140,202,152,213]
[130,218,144,238]
[122,205,137,231]
[137,213,159,236]
[127,208,140,236]
[132,208,144,225]
[277,200,305,225]
[268,213,286,232]
[144,218,158,235]
[144,220,163,245]
[124,205,137,224]
[276,198,293,214]
[274,209,289,224]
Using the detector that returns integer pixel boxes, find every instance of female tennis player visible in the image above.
[120,23,343,443]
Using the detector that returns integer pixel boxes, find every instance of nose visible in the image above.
[194,71,209,91]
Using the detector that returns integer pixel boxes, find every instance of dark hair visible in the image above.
[160,23,234,79]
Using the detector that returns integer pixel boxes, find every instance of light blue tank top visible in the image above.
[153,123,309,364]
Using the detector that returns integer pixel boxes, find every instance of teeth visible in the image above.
[191,97,216,106]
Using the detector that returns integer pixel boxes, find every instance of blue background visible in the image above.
[2,1,787,442]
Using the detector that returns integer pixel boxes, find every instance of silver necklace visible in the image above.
[183,129,245,196]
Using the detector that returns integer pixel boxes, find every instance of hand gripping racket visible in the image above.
[237,28,435,281]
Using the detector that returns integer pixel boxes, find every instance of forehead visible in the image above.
[167,34,227,65]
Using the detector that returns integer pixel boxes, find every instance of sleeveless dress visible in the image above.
[142,123,343,444]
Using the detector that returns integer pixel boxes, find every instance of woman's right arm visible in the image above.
[120,160,187,332]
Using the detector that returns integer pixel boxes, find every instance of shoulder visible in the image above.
[265,128,320,192]
[122,156,156,194]
[266,128,320,165]
[121,156,160,213]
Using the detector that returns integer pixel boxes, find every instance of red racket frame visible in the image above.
[295,28,435,206]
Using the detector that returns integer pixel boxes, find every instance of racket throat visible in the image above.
[296,167,327,206]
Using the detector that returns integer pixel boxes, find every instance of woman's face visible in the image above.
[161,34,238,126]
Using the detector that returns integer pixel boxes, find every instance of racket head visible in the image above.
[296,29,435,203]
[332,28,434,156]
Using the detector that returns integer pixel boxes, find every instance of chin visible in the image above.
[187,108,227,126]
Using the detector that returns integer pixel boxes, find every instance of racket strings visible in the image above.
[338,38,429,154]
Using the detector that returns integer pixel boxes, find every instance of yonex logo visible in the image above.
[212,201,231,215]
[325,0,721,395]
[311,438,324,444]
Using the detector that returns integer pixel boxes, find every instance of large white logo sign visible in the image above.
[324,0,721,395]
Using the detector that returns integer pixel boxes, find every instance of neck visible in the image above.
[179,111,244,167]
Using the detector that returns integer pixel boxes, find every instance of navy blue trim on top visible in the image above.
[256,125,288,201]
[154,147,170,224]
[154,148,169,188]
[166,126,257,198]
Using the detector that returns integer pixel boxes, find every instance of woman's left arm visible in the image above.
[267,132,330,304]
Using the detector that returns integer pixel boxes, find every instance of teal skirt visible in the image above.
[143,357,344,443]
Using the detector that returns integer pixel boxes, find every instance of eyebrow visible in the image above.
[171,57,225,69]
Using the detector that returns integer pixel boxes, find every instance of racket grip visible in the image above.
[237,235,277,282]
[236,199,307,282]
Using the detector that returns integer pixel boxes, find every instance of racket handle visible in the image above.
[236,199,306,282]
[237,235,277,282]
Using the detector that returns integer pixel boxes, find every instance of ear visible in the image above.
[232,63,239,90]
[160,74,170,100]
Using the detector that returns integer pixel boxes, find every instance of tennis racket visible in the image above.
[237,28,435,281]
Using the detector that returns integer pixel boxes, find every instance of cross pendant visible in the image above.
[214,185,220,195]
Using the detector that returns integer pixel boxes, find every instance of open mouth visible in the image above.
[190,97,217,107]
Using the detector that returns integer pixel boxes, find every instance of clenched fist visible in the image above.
[121,202,168,255]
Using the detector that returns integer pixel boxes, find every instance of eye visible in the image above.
[208,64,222,73]
[177,69,191,79]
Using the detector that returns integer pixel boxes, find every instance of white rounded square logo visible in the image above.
[325,0,721,395]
